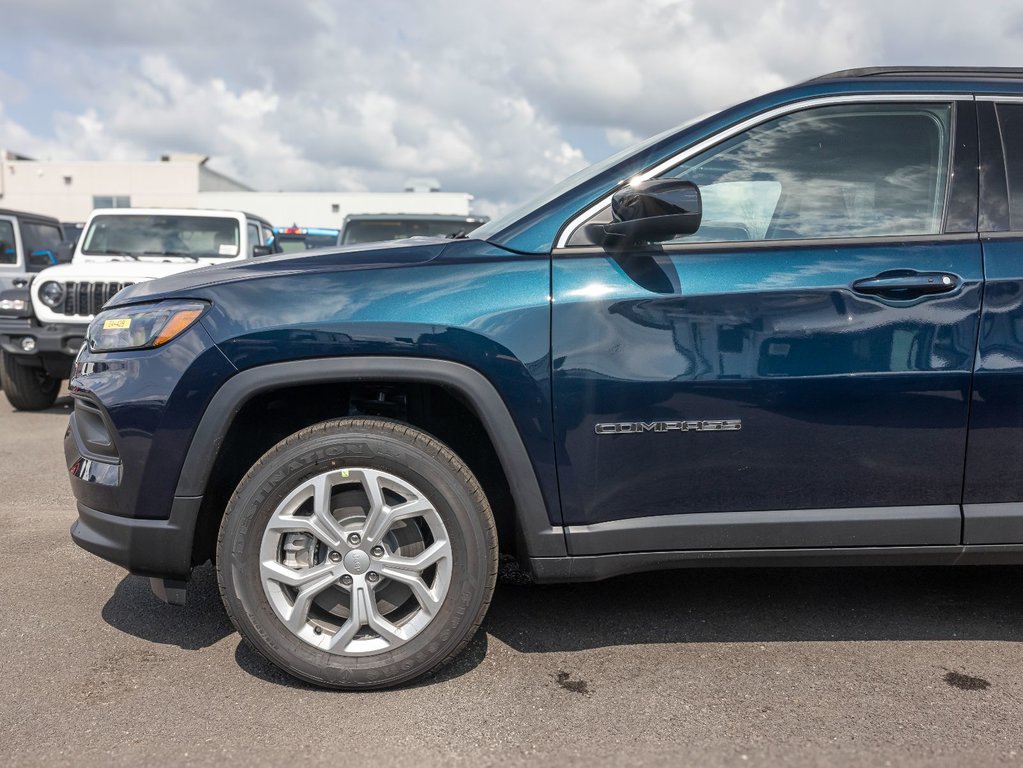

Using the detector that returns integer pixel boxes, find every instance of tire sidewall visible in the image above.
[218,422,493,689]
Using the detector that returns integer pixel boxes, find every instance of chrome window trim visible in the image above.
[976,95,1023,102]
[556,231,979,258]
[982,231,1023,240]
[555,92,970,250]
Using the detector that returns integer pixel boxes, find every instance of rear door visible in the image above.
[552,97,982,554]
[964,98,1023,542]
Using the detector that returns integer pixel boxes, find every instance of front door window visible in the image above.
[571,103,952,245]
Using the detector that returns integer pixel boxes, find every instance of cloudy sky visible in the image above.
[2,0,1022,215]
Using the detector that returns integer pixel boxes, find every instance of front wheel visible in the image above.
[217,418,498,689]
[0,351,60,411]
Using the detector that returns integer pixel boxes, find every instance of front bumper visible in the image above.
[65,320,237,587]
[0,317,86,378]
[70,496,201,580]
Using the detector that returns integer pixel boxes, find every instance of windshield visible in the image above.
[341,218,485,245]
[81,215,241,258]
[277,233,340,253]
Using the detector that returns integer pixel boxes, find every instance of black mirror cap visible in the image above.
[597,179,702,248]
[252,245,273,257]
[612,179,701,222]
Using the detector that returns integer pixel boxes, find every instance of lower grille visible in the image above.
[60,282,134,317]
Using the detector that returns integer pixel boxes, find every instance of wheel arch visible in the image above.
[175,356,566,560]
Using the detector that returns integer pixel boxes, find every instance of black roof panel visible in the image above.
[0,207,62,225]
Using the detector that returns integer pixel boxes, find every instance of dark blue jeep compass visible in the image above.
[67,67,1023,689]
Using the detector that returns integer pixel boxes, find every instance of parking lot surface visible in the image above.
[2,395,1023,767]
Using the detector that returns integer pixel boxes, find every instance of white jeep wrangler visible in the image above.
[0,208,279,410]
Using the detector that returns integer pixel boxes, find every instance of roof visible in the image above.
[808,67,1023,83]
[342,213,488,223]
[85,207,274,225]
[0,207,62,226]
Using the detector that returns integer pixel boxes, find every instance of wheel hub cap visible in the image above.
[343,549,371,575]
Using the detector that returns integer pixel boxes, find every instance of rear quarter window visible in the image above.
[996,103,1023,230]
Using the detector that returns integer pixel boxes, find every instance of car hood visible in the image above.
[35,259,222,283]
[107,237,455,307]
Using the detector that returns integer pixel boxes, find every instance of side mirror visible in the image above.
[252,245,273,257]
[587,179,702,248]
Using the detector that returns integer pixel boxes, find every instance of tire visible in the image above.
[217,417,498,690]
[0,351,60,411]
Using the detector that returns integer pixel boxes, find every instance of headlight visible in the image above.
[39,280,66,308]
[87,301,207,352]
[0,289,31,317]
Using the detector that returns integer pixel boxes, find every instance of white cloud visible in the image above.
[1,0,1023,215]
[606,128,642,150]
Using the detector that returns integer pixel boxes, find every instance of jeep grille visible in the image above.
[58,281,135,317]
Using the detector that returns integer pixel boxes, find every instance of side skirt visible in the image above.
[529,544,1023,584]
[565,505,962,556]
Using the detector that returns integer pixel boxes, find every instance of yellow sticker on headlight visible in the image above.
[102,318,132,330]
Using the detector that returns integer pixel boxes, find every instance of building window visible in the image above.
[93,195,131,209]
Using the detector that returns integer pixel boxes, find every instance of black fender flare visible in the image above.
[174,356,567,557]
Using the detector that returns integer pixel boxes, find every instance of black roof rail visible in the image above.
[807,66,1023,83]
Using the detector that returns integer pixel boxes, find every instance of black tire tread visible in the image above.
[0,351,60,411]
[216,416,499,688]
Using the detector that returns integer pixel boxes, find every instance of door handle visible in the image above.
[851,271,959,299]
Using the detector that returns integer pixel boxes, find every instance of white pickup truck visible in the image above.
[0,207,280,410]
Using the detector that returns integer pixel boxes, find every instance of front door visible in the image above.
[552,98,981,553]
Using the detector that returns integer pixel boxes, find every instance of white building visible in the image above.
[198,190,473,230]
[0,151,475,227]
[0,152,250,222]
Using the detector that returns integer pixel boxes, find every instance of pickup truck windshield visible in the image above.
[275,228,341,253]
[81,215,241,258]
[342,218,485,244]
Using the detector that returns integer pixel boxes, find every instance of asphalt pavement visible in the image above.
[2,393,1023,767]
